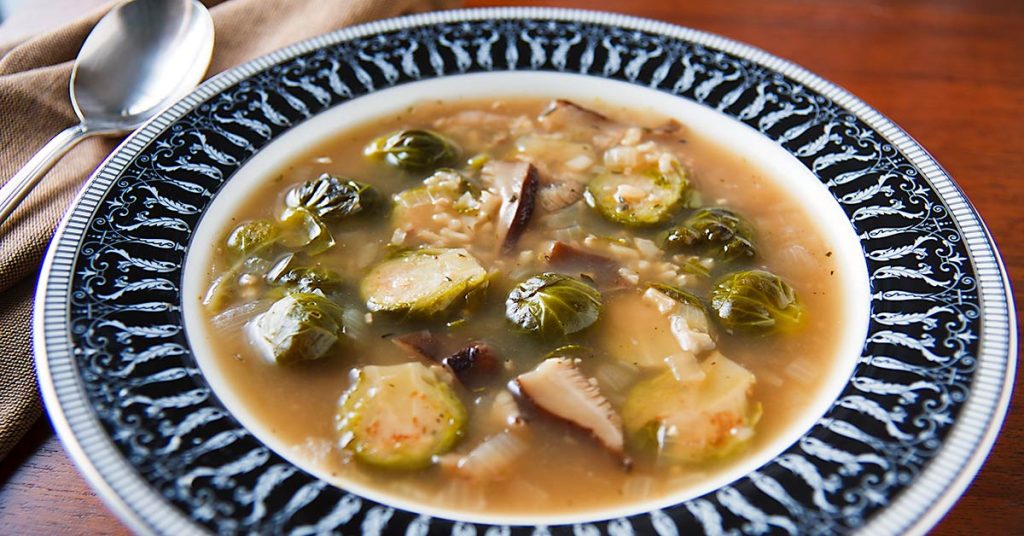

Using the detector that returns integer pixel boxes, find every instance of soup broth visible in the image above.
[196,98,847,517]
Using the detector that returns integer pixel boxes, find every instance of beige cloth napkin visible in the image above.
[0,0,458,462]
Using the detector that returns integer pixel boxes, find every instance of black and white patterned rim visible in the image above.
[34,8,1015,536]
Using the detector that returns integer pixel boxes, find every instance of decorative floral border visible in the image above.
[36,9,1014,536]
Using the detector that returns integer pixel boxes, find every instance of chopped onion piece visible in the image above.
[210,299,272,333]
[452,430,529,480]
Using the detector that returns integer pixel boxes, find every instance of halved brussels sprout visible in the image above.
[710,269,802,335]
[364,129,459,173]
[285,174,380,221]
[663,207,755,262]
[506,273,603,338]
[254,292,346,364]
[226,219,278,257]
[622,353,758,463]
[361,248,487,317]
[337,362,466,470]
[585,163,690,227]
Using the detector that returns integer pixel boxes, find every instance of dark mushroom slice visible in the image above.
[544,241,622,286]
[442,343,499,387]
[648,119,690,149]
[540,99,689,152]
[515,357,625,459]
[651,119,683,137]
[541,99,614,124]
[480,160,539,253]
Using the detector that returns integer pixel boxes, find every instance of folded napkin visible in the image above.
[0,0,458,462]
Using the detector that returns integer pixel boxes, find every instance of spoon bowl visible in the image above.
[0,0,214,224]
[72,0,214,130]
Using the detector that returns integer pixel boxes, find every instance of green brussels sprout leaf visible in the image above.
[710,269,802,335]
[663,207,756,263]
[364,129,459,173]
[285,174,380,221]
[255,292,346,365]
[506,273,603,338]
[281,267,345,294]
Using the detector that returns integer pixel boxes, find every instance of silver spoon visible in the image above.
[0,0,214,225]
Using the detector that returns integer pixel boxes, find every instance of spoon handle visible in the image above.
[0,124,93,227]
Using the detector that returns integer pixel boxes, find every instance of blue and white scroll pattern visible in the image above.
[67,18,978,534]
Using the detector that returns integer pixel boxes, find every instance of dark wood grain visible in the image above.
[2,0,1020,533]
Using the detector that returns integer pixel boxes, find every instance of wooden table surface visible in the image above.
[1,0,1020,533]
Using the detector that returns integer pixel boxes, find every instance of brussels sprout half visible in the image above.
[506,273,603,339]
[337,362,466,470]
[285,173,380,221]
[364,129,459,173]
[663,207,755,263]
[361,248,488,317]
[254,292,346,365]
[710,269,802,335]
[585,164,691,227]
